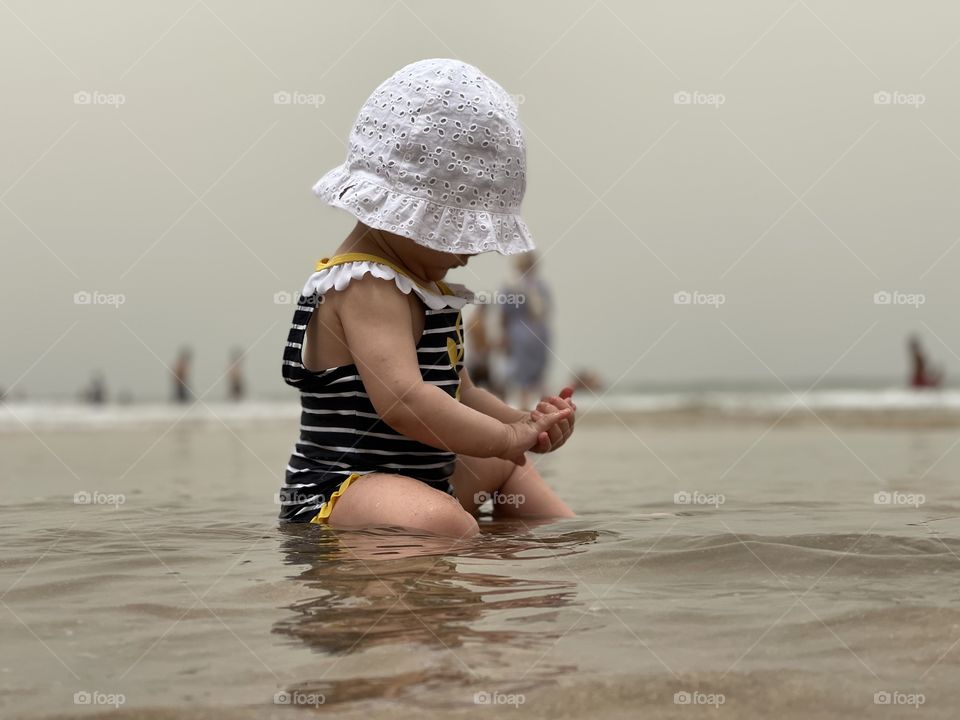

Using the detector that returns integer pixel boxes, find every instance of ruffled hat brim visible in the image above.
[312,164,535,256]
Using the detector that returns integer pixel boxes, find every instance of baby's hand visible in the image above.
[500,405,572,466]
[531,387,577,454]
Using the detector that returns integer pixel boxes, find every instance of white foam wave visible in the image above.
[1,389,958,432]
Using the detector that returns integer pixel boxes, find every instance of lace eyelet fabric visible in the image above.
[312,58,535,256]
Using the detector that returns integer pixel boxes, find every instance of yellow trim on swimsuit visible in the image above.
[309,472,363,524]
[316,252,449,297]
[445,311,465,400]
[314,253,465,401]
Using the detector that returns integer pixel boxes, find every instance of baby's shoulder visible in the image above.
[300,258,473,311]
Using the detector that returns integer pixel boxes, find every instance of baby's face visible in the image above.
[390,233,473,282]
[419,248,472,281]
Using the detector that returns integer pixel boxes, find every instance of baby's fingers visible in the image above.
[541,397,575,433]
[543,394,576,416]
[559,387,577,411]
[537,401,566,440]
[531,407,571,434]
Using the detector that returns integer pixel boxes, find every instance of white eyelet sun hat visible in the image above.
[312,58,535,256]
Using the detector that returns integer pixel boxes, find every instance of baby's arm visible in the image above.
[459,372,526,423]
[337,277,568,463]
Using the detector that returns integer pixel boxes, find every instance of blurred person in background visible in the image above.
[501,253,552,409]
[570,368,604,394]
[172,346,193,403]
[465,304,504,397]
[228,347,245,401]
[81,370,107,404]
[908,335,943,389]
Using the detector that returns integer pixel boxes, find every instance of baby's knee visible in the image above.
[446,511,480,538]
[431,495,480,538]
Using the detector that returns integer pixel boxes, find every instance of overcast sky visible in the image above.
[3,0,960,401]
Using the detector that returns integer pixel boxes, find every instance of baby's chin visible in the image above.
[422,265,453,282]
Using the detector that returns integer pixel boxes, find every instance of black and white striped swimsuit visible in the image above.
[278,253,466,523]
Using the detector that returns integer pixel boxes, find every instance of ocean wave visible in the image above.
[0,400,301,431]
[599,388,960,414]
[3,389,960,432]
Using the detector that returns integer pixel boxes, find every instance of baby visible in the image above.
[279,59,575,537]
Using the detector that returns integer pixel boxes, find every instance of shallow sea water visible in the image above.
[2,406,960,718]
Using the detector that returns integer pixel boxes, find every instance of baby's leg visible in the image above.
[451,456,575,519]
[326,473,479,538]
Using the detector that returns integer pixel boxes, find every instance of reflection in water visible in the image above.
[273,522,599,708]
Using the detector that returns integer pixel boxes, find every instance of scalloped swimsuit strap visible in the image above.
[315,252,448,296]
[282,254,421,385]
[282,253,460,387]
